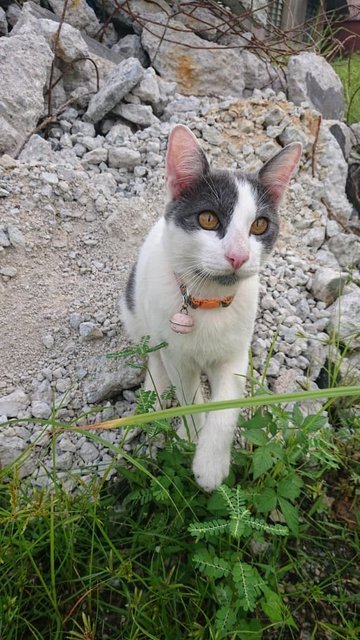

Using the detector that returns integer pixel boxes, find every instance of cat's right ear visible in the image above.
[166,125,209,200]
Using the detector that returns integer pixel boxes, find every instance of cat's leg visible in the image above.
[192,358,247,492]
[161,354,205,442]
[144,351,172,408]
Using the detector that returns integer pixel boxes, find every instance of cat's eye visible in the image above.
[250,217,268,235]
[198,211,219,230]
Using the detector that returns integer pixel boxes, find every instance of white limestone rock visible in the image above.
[132,67,160,105]
[113,103,158,127]
[85,58,144,123]
[287,52,345,120]
[0,389,30,418]
[327,233,360,267]
[47,0,101,37]
[141,15,245,97]
[0,32,53,155]
[328,290,360,349]
[310,267,347,306]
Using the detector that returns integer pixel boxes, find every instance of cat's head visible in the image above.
[164,124,302,288]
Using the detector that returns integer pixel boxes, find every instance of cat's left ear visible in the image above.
[259,142,302,208]
[166,124,210,200]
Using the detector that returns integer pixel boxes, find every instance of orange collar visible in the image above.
[177,278,234,310]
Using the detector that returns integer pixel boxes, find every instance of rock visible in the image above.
[111,34,148,67]
[84,58,144,123]
[278,124,310,150]
[176,4,226,41]
[329,121,352,160]
[141,15,245,97]
[6,3,22,28]
[19,135,57,163]
[318,123,353,225]
[7,225,25,247]
[0,32,54,155]
[264,105,286,127]
[346,163,360,216]
[113,103,157,127]
[201,124,223,146]
[326,219,341,238]
[31,400,51,419]
[328,290,360,349]
[84,355,145,404]
[225,0,268,27]
[0,154,19,169]
[42,334,55,349]
[81,148,109,167]
[105,123,132,145]
[54,451,74,471]
[316,248,341,270]
[79,440,99,463]
[47,0,101,37]
[13,6,89,63]
[95,0,169,35]
[0,266,18,278]
[310,268,347,306]
[0,432,28,469]
[0,6,8,36]
[132,67,160,105]
[287,52,345,120]
[0,388,30,418]
[108,147,141,169]
[271,369,300,394]
[0,228,10,247]
[327,233,360,267]
[79,322,103,340]
[266,358,281,377]
[240,50,280,92]
[303,227,325,249]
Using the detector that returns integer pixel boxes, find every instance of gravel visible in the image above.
[1,89,359,490]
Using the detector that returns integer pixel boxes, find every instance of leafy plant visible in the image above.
[189,485,289,634]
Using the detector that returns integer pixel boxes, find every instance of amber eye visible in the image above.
[198,211,219,230]
[250,217,268,235]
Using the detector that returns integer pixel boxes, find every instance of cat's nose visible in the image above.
[225,252,249,270]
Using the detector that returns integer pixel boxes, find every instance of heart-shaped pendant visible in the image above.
[170,312,194,334]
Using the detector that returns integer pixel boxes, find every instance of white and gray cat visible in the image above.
[121,124,301,492]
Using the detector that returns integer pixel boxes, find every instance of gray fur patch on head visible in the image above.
[165,170,239,238]
[246,176,280,254]
[165,168,280,255]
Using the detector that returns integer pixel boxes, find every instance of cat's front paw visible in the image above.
[192,446,230,492]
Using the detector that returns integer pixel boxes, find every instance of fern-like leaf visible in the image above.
[228,509,251,539]
[216,485,235,512]
[193,548,230,578]
[123,488,153,506]
[232,562,264,611]
[188,519,228,539]
[232,485,247,513]
[240,513,289,536]
[215,605,237,634]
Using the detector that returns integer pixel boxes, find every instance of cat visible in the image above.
[121,124,302,492]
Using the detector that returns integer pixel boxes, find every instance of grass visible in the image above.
[1,375,359,639]
[332,53,360,124]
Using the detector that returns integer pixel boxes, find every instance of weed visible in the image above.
[0,339,359,638]
[332,53,360,124]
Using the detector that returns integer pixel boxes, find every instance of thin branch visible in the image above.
[312,115,322,178]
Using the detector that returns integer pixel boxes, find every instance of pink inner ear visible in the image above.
[166,125,207,199]
[260,143,302,207]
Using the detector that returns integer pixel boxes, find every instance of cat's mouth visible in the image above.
[194,268,241,286]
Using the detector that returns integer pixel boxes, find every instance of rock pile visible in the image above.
[0,0,359,489]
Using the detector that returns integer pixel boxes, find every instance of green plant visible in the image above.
[332,53,360,124]
[1,335,359,638]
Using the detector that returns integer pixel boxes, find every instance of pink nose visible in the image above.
[225,252,249,270]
